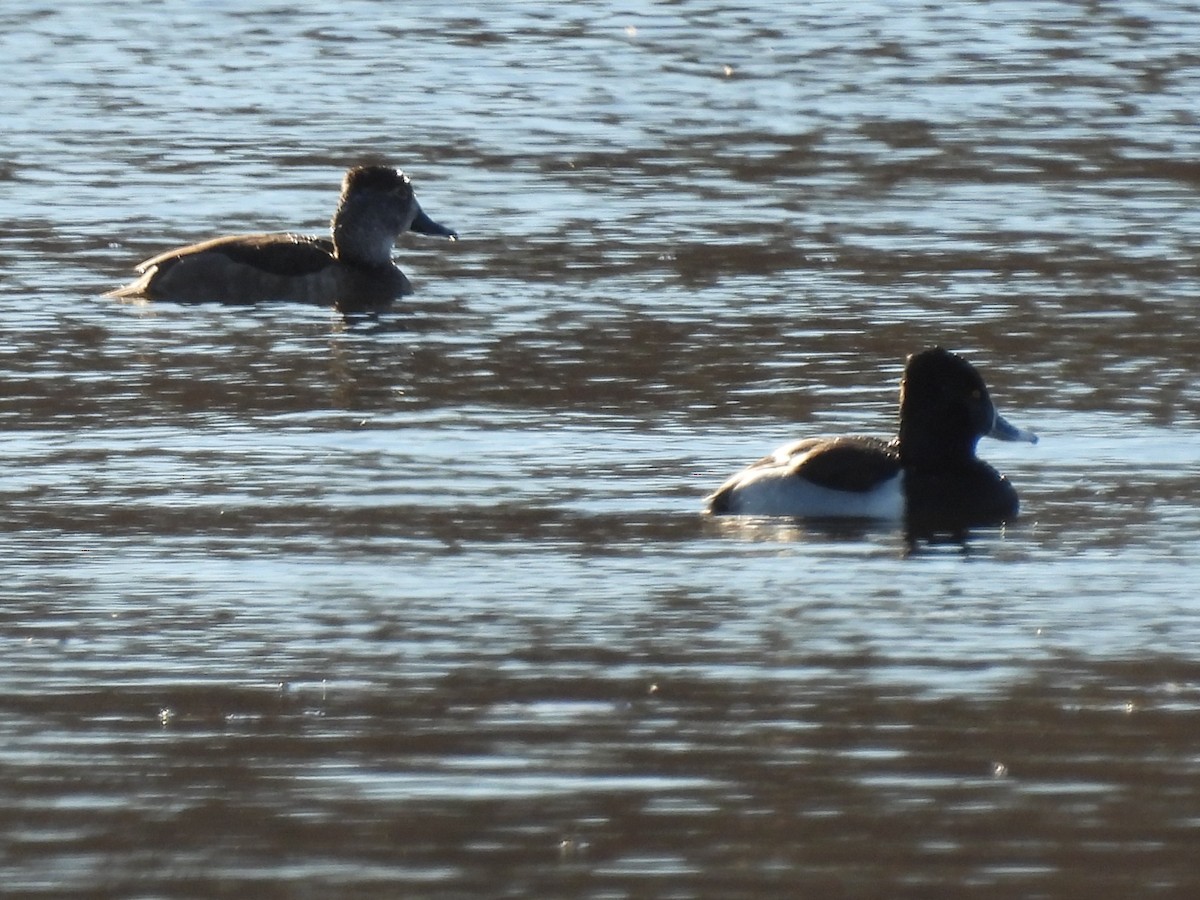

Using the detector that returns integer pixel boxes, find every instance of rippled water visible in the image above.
[4,1,1200,896]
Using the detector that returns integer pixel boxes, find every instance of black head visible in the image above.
[897,347,1035,466]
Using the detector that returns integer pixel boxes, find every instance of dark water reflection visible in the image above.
[7,648,1200,897]
[4,0,1200,896]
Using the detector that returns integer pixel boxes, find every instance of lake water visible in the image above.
[4,0,1200,896]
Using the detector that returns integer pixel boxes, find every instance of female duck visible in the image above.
[706,348,1037,529]
[107,165,457,308]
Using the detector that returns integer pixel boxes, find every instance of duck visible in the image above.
[106,165,457,308]
[705,347,1037,530]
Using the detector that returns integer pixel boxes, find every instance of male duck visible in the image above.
[107,165,457,308]
[705,348,1037,530]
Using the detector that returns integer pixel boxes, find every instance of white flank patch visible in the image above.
[721,468,905,519]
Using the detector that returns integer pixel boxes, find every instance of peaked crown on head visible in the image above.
[342,165,413,195]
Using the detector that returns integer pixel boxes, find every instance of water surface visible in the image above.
[3,1,1200,896]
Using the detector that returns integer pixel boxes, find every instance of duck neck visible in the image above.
[898,418,979,468]
[330,197,399,267]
